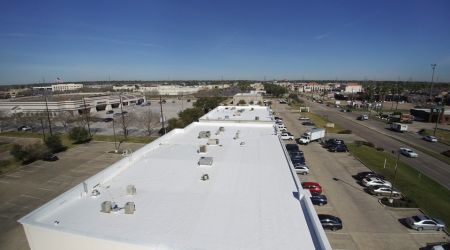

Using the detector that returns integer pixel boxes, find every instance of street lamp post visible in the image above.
[429,64,437,102]
[389,150,401,203]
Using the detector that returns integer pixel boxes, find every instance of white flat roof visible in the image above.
[199,106,273,122]
[20,106,330,250]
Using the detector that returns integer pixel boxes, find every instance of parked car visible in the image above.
[367,186,401,197]
[423,135,438,142]
[310,195,328,206]
[302,121,315,126]
[405,215,446,231]
[106,110,114,114]
[42,154,59,162]
[289,150,304,158]
[324,138,344,149]
[362,177,392,187]
[291,156,306,166]
[18,125,32,131]
[318,214,343,231]
[328,144,348,152]
[355,171,384,181]
[299,116,310,121]
[281,132,294,140]
[285,144,299,152]
[104,118,114,122]
[274,116,283,122]
[302,182,322,195]
[294,165,309,175]
[400,148,418,158]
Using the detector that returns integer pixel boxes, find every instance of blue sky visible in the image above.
[1,0,450,84]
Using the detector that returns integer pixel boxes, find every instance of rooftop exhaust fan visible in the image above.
[91,189,100,197]
[201,174,209,181]
[124,202,136,214]
[126,185,136,195]
[199,145,207,153]
[101,201,112,213]
[207,138,219,145]
[255,116,259,120]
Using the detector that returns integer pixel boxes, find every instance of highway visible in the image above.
[301,99,450,189]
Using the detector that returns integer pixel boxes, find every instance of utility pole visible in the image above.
[40,118,46,141]
[433,107,441,136]
[389,150,401,203]
[159,95,166,134]
[429,64,437,102]
[82,97,92,137]
[112,117,117,152]
[44,95,53,136]
[119,93,127,138]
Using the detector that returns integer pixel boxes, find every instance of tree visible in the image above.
[0,110,8,132]
[69,127,90,143]
[136,110,158,136]
[193,97,227,113]
[45,134,67,153]
[116,112,137,138]
[178,108,204,125]
[263,83,287,97]
[238,99,246,105]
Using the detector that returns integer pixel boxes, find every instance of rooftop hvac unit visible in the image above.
[255,116,259,120]
[198,157,213,166]
[207,138,219,145]
[126,185,136,195]
[198,131,211,139]
[124,202,136,214]
[101,201,112,213]
[199,145,207,153]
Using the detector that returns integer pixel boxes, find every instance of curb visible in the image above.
[377,199,418,211]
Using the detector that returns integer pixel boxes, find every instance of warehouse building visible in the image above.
[19,105,331,250]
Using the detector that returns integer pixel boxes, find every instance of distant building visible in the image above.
[300,82,330,93]
[32,84,83,92]
[233,92,263,104]
[410,108,450,124]
[341,83,362,93]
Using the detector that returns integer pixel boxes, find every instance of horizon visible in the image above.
[1,0,450,84]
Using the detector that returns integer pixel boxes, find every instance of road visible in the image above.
[303,99,450,189]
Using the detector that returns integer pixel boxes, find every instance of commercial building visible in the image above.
[410,108,450,123]
[19,105,331,250]
[33,84,84,92]
[233,92,264,104]
[0,94,145,117]
[341,83,362,93]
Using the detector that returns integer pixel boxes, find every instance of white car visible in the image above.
[423,135,438,142]
[281,132,294,140]
[298,116,310,121]
[400,148,418,158]
[294,165,309,175]
[362,177,392,187]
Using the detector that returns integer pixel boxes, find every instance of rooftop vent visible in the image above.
[224,115,230,120]
[207,138,219,145]
[199,145,207,153]
[124,202,136,214]
[233,130,240,140]
[101,201,112,213]
[219,126,225,132]
[126,185,136,195]
[91,189,100,197]
[198,156,213,166]
[198,131,211,139]
[251,107,254,111]
[201,174,209,181]
[255,116,259,120]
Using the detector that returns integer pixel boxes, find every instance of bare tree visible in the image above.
[0,110,8,132]
[114,112,136,138]
[136,110,158,136]
[54,111,76,132]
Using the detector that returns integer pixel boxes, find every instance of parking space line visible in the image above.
[21,194,43,200]
[37,187,53,192]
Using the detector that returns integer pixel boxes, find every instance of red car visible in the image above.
[302,182,322,195]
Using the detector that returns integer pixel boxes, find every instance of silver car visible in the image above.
[405,215,445,231]
[367,186,401,197]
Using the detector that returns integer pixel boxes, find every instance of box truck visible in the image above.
[390,123,408,132]
[298,128,325,144]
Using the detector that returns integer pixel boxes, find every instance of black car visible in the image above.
[291,157,305,166]
[324,138,344,148]
[355,171,385,181]
[42,154,59,161]
[289,150,304,158]
[310,195,328,206]
[328,144,348,152]
[302,121,315,126]
[285,144,299,152]
[318,214,343,231]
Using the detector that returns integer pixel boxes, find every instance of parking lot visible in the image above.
[273,102,449,249]
[0,141,145,250]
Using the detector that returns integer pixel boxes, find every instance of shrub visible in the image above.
[362,141,375,147]
[69,127,91,144]
[380,197,417,208]
[376,147,384,151]
[45,134,67,153]
[10,143,46,164]
[338,129,352,134]
[10,144,27,161]
[442,150,450,158]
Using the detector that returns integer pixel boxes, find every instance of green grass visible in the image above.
[348,143,450,228]
[301,112,346,133]
[92,134,155,144]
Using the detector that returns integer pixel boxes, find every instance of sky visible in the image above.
[1,0,450,84]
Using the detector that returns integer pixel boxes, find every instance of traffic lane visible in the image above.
[308,101,450,155]
[305,102,450,189]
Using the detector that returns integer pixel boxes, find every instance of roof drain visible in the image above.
[201,174,209,181]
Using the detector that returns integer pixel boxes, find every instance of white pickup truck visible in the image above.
[298,128,325,144]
